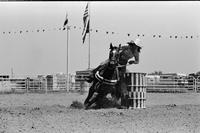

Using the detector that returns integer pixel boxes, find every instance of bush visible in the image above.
[70,100,84,109]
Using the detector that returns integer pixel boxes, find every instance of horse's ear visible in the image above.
[110,43,113,49]
[119,44,121,49]
[118,44,122,51]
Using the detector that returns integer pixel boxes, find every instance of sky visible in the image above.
[0,1,200,76]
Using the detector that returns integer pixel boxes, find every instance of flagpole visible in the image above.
[88,31,90,70]
[88,2,91,69]
[63,11,69,91]
[66,25,69,91]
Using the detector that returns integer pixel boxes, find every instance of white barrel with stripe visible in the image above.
[125,72,147,109]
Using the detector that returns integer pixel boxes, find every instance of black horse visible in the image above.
[84,43,121,109]
[85,40,142,108]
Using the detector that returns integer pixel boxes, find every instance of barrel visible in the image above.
[125,72,147,109]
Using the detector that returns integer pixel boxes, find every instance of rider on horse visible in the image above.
[116,39,142,107]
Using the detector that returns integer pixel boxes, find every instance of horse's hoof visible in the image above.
[84,104,90,110]
[117,105,128,109]
[84,106,88,110]
[84,107,89,110]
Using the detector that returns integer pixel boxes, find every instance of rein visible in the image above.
[116,63,131,68]
[94,62,131,85]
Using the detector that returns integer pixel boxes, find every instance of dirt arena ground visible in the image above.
[1,92,200,133]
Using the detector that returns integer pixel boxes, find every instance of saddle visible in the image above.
[86,62,119,86]
[95,71,118,85]
[85,61,108,83]
[96,63,119,85]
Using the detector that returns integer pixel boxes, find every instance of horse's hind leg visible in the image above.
[110,86,122,108]
[120,82,129,109]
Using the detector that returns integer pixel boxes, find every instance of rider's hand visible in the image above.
[128,60,135,64]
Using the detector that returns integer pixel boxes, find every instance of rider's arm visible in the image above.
[128,59,139,64]
[128,55,139,64]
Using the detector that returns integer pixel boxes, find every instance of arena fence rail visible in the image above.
[0,74,199,94]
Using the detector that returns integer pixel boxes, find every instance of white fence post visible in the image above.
[195,78,197,93]
[193,76,196,93]
[65,74,69,92]
[26,78,29,93]
[197,76,200,93]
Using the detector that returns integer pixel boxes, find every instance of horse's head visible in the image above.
[109,43,121,67]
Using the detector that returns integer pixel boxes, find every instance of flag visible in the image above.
[63,12,68,30]
[82,3,90,44]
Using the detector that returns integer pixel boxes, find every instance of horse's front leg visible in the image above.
[84,82,96,105]
[84,92,99,109]
[85,84,106,109]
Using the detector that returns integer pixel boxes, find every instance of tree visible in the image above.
[158,71,163,75]
[196,71,200,76]
[151,70,163,75]
[189,73,199,79]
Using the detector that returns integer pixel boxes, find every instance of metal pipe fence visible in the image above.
[0,74,199,94]
[0,74,72,94]
[146,75,198,93]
